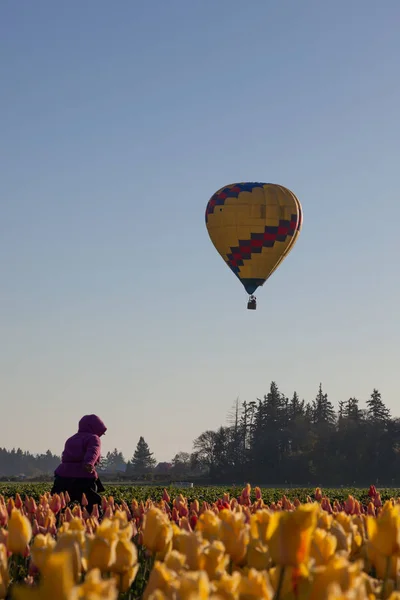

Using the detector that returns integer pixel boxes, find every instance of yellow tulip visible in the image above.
[143,562,178,600]
[350,530,363,560]
[95,518,120,544]
[170,523,183,552]
[54,537,82,583]
[310,528,337,565]
[87,536,117,571]
[366,502,400,557]
[0,543,9,600]
[210,571,241,599]
[112,565,139,594]
[196,511,221,542]
[113,509,128,526]
[335,513,353,533]
[58,519,86,550]
[71,568,118,599]
[367,545,398,580]
[178,570,210,599]
[268,564,310,599]
[7,509,32,555]
[265,503,319,567]
[202,541,229,580]
[142,508,173,554]
[66,517,85,531]
[12,549,75,600]
[30,533,56,571]
[237,568,274,599]
[249,509,271,542]
[145,592,169,600]
[360,572,380,597]
[155,538,173,562]
[218,510,249,565]
[174,530,207,570]
[0,572,7,600]
[164,550,187,573]
[329,521,350,554]
[112,511,136,540]
[317,513,333,531]
[112,538,138,574]
[309,556,364,600]
[324,582,369,600]
[246,539,271,571]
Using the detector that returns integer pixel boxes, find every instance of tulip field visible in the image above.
[0,484,400,599]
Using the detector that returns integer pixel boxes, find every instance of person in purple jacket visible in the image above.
[51,414,107,513]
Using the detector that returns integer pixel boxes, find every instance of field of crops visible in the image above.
[0,483,400,599]
[2,483,400,506]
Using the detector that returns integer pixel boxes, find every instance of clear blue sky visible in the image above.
[1,0,399,463]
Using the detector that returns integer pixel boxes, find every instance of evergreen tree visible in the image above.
[340,397,362,423]
[366,389,390,423]
[312,383,336,426]
[2,379,400,486]
[289,392,304,420]
[100,449,126,473]
[129,437,156,474]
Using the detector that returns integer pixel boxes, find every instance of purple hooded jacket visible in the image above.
[55,414,107,479]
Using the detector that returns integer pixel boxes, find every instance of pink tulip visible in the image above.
[49,494,62,515]
[0,505,8,527]
[6,498,15,517]
[32,519,40,536]
[180,517,192,531]
[242,483,251,499]
[314,488,323,501]
[14,493,23,510]
[104,506,113,520]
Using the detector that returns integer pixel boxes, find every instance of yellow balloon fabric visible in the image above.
[205,182,303,295]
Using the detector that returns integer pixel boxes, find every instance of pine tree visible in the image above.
[366,389,390,423]
[344,398,362,422]
[103,449,126,472]
[264,381,284,428]
[289,392,305,420]
[338,400,345,428]
[129,437,156,474]
[312,383,336,426]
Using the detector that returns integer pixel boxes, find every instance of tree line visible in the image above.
[189,383,400,486]
[1,382,398,485]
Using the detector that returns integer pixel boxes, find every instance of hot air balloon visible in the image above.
[205,182,303,309]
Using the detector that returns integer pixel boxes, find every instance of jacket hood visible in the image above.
[78,414,107,436]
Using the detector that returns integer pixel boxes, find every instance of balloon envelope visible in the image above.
[205,182,303,295]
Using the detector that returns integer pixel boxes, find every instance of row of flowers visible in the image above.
[0,484,399,599]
